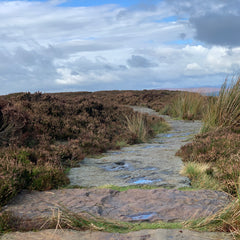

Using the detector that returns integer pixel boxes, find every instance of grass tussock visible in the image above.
[0,212,19,234]
[161,92,206,120]
[0,206,182,235]
[44,206,183,233]
[181,162,221,191]
[202,77,240,133]
[185,199,240,238]
[124,112,169,143]
[124,113,148,143]
[178,77,240,238]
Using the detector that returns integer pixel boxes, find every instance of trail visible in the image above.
[69,106,202,188]
[1,107,232,240]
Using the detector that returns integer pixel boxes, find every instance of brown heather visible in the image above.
[0,90,177,207]
[177,78,240,237]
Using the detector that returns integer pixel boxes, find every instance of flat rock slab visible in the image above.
[68,110,202,189]
[3,188,230,223]
[0,229,233,240]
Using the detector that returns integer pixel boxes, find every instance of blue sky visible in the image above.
[0,0,240,94]
[60,0,148,7]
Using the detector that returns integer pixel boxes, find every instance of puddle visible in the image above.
[142,167,158,171]
[141,145,165,149]
[128,177,163,184]
[128,212,157,221]
[68,108,202,188]
[162,133,175,138]
[100,161,134,171]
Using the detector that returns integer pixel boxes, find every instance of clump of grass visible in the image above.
[178,78,240,237]
[162,92,206,120]
[97,184,161,192]
[115,140,129,149]
[124,112,169,144]
[202,77,240,133]
[151,120,170,134]
[50,206,183,233]
[185,199,240,238]
[124,113,148,143]
[181,162,221,190]
[0,212,19,234]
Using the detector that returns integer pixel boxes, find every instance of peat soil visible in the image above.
[1,107,233,240]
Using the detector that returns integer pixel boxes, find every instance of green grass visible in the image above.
[115,141,129,148]
[97,184,162,192]
[151,121,170,134]
[53,206,183,233]
[181,162,221,191]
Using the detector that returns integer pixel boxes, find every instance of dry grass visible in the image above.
[162,92,206,120]
[202,77,240,133]
[186,198,240,239]
[179,77,240,237]
[181,162,221,191]
[124,113,148,143]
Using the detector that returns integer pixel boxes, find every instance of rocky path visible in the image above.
[1,107,233,240]
[68,106,202,189]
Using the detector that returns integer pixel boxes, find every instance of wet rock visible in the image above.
[0,229,233,240]
[3,188,231,223]
[68,109,202,189]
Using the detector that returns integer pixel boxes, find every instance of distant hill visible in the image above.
[160,87,220,96]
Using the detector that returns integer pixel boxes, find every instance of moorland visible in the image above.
[0,78,239,237]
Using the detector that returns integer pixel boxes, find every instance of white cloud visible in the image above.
[0,0,239,94]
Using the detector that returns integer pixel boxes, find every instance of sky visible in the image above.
[1,0,240,94]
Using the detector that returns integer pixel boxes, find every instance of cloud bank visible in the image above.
[0,0,240,94]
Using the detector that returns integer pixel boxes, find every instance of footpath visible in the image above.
[1,107,232,240]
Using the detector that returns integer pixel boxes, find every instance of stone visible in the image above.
[0,229,232,240]
[3,188,231,223]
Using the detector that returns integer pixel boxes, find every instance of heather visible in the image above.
[177,78,240,236]
[0,90,174,207]
[177,78,240,195]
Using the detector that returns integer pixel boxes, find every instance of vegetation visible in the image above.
[1,80,239,236]
[201,78,240,133]
[180,162,221,191]
[161,91,207,120]
[186,199,240,237]
[58,207,183,233]
[0,90,175,208]
[0,207,182,234]
[177,77,240,238]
